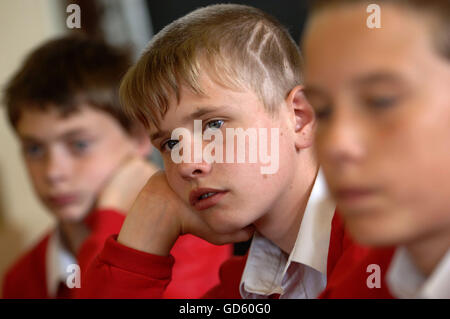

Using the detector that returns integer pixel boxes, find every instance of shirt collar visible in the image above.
[46,227,77,298]
[288,170,335,273]
[387,247,450,299]
[240,170,335,297]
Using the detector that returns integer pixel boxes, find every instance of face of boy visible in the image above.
[16,106,142,222]
[303,4,450,246]
[150,74,304,235]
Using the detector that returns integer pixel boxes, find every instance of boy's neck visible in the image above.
[254,150,320,254]
[406,228,450,277]
[59,220,90,257]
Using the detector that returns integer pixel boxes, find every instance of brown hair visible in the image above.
[120,4,304,129]
[309,0,450,60]
[3,35,135,132]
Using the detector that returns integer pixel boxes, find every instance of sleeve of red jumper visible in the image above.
[162,235,232,298]
[76,209,125,274]
[76,234,174,298]
[326,211,346,278]
[2,235,50,299]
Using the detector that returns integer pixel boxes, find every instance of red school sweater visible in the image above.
[78,210,393,299]
[2,209,232,299]
[2,209,124,299]
[319,213,395,299]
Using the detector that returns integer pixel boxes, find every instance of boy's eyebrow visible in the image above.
[150,130,170,141]
[18,129,91,143]
[352,72,405,87]
[19,135,42,144]
[304,72,405,97]
[60,129,92,139]
[182,106,222,123]
[303,86,326,98]
[150,106,227,141]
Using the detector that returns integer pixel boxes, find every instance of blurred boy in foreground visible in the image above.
[303,0,450,298]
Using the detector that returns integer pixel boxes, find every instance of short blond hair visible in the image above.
[120,4,303,128]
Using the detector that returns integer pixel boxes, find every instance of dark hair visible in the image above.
[3,35,135,131]
[309,0,450,60]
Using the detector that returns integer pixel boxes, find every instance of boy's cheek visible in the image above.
[51,195,96,222]
[164,170,186,201]
[25,165,49,200]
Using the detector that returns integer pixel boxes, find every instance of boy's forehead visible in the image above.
[306,3,430,53]
[17,106,75,132]
[16,104,113,138]
[163,76,256,115]
[304,3,431,88]
[148,83,267,140]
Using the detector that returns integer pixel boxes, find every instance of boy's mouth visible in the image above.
[189,188,228,211]
[333,186,379,210]
[47,193,79,207]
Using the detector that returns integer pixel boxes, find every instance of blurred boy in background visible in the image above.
[2,35,231,298]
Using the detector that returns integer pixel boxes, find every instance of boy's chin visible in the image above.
[50,205,91,223]
[203,212,252,235]
[346,218,411,248]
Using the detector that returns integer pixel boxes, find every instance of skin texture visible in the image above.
[16,105,154,254]
[118,72,319,256]
[303,3,450,275]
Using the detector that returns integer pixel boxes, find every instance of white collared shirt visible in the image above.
[240,171,335,299]
[387,247,450,299]
[46,227,77,298]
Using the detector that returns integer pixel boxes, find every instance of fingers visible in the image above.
[117,152,140,171]
[117,157,159,186]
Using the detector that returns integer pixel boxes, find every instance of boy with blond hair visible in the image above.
[80,4,352,299]
[303,0,450,298]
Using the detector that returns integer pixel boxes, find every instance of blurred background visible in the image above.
[0,0,310,296]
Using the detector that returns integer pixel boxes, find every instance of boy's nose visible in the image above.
[44,150,71,185]
[318,115,366,168]
[177,161,213,180]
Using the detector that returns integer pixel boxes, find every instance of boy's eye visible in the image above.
[23,144,44,159]
[69,140,90,154]
[365,95,399,109]
[162,140,179,152]
[205,119,224,130]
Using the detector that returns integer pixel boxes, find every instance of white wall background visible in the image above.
[0,0,67,297]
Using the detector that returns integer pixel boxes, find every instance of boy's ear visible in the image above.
[286,85,316,151]
[129,123,153,157]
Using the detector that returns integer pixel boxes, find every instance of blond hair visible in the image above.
[120,4,303,128]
